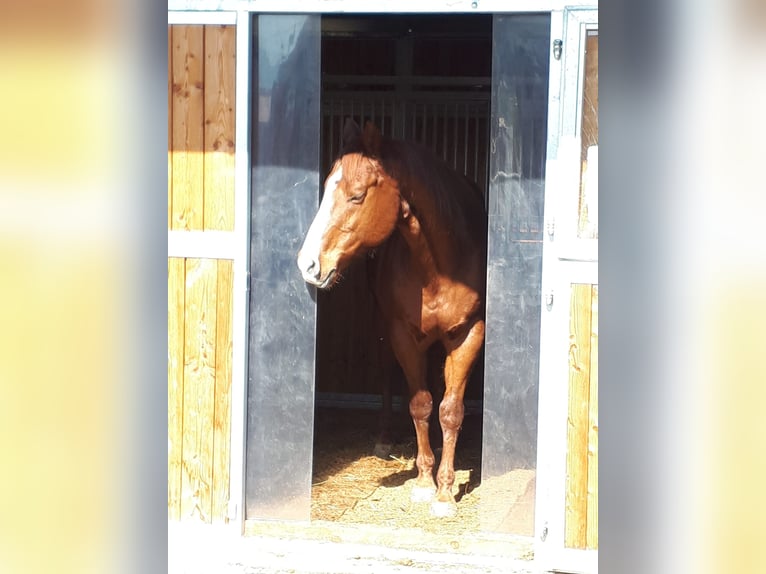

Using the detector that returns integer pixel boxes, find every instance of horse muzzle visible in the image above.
[297,251,337,289]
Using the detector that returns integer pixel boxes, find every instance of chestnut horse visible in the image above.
[297,119,487,517]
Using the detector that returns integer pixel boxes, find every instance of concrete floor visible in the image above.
[169,521,539,574]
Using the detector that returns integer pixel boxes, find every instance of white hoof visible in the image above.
[411,486,436,503]
[430,500,457,518]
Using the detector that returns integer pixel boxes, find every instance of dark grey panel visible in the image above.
[246,14,321,521]
[481,14,550,534]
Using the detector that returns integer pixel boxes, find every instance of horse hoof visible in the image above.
[411,486,436,503]
[373,442,393,459]
[430,500,457,518]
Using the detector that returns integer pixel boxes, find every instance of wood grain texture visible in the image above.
[204,25,236,231]
[586,285,599,549]
[167,258,185,520]
[167,23,237,524]
[212,259,233,522]
[168,27,173,230]
[181,258,218,521]
[171,26,205,231]
[578,32,599,239]
[565,283,593,549]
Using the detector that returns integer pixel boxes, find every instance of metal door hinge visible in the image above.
[546,218,555,239]
[545,290,554,309]
[553,39,563,60]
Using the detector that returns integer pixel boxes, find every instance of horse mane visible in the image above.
[379,137,487,260]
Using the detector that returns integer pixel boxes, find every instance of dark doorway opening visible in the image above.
[311,14,492,531]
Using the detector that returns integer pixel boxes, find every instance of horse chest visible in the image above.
[373,259,474,343]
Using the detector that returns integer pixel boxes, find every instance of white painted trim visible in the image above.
[535,8,566,563]
[169,0,239,11]
[170,0,597,14]
[538,547,599,574]
[167,10,237,25]
[556,240,598,263]
[227,10,252,536]
[535,8,599,572]
[167,231,237,259]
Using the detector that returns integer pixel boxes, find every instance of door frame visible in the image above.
[535,6,599,574]
[168,6,599,563]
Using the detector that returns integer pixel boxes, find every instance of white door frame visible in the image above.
[535,7,599,574]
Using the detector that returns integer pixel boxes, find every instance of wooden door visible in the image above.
[167,23,236,524]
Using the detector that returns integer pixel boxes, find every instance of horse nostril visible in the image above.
[298,251,321,279]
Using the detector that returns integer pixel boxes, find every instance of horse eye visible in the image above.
[349,190,367,204]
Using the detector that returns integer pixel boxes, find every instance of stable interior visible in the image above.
[310,14,501,534]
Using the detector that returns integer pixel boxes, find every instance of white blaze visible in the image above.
[297,166,342,283]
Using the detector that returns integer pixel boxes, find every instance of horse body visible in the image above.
[298,120,486,516]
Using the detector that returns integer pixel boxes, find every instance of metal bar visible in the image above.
[328,96,335,166]
[431,103,437,154]
[322,74,491,88]
[464,101,470,176]
[229,8,252,534]
[453,101,459,170]
[474,107,480,183]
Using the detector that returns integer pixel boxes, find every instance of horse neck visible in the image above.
[395,207,441,283]
[381,140,481,281]
[394,180,458,283]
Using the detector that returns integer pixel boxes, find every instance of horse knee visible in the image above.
[409,390,433,422]
[439,395,464,431]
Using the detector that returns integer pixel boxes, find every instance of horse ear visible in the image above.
[362,121,382,157]
[342,118,361,148]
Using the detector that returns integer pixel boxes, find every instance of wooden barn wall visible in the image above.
[565,283,598,549]
[169,24,235,231]
[168,24,236,523]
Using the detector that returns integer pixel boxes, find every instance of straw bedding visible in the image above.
[311,407,535,536]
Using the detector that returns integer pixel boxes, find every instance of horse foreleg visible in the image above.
[432,318,485,517]
[388,322,436,501]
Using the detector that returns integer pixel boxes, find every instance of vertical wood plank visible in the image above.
[181,258,218,521]
[578,32,599,238]
[586,285,599,549]
[212,259,233,522]
[565,283,593,549]
[204,25,236,231]
[172,25,205,231]
[167,258,185,520]
[168,26,173,230]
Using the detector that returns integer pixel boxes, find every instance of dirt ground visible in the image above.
[311,407,536,537]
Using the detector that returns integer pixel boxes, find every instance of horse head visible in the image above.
[297,120,403,289]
